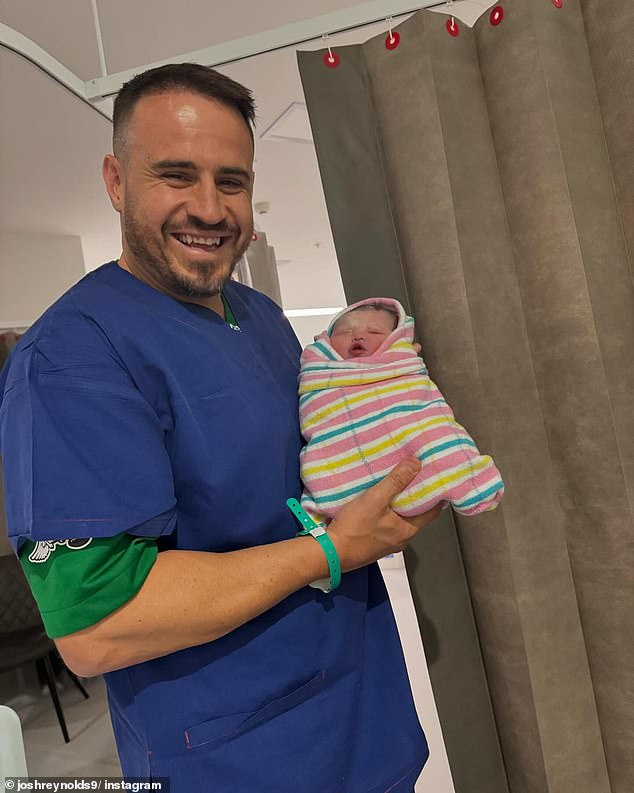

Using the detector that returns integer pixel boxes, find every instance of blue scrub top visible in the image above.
[0,263,428,792]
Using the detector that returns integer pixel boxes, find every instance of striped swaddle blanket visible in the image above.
[299,298,504,520]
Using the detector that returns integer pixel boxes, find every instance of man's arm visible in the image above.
[56,458,441,676]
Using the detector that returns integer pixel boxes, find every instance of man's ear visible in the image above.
[102,154,124,213]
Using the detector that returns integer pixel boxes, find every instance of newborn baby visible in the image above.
[298,297,504,520]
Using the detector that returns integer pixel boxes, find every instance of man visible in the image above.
[0,64,441,792]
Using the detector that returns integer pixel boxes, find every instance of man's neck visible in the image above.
[116,255,225,318]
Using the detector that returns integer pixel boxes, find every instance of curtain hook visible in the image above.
[490,5,504,25]
[445,0,460,37]
[322,33,340,68]
[385,16,401,50]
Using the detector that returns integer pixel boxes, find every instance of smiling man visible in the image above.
[0,64,441,793]
[105,86,255,308]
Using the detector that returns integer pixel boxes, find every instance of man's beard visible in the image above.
[123,204,250,299]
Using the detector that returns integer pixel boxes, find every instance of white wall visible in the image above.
[0,232,86,553]
[0,232,86,326]
[286,313,341,348]
[380,557,456,793]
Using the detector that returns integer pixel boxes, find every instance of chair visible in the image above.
[0,553,89,743]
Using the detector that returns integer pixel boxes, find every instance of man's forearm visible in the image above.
[55,536,329,676]
[56,459,439,677]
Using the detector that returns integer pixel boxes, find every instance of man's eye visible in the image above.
[164,173,189,181]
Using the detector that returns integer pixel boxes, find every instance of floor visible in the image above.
[1,561,455,791]
[1,670,120,777]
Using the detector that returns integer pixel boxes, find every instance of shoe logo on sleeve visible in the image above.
[28,538,93,564]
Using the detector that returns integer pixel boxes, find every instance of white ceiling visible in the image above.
[0,1,422,320]
[1,0,377,80]
[0,0,503,323]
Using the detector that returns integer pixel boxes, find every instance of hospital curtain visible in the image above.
[298,1,633,791]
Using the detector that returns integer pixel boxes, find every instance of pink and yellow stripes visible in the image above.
[298,298,504,519]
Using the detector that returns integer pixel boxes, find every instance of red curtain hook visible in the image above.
[384,16,400,50]
[490,5,504,26]
[322,35,340,68]
[385,30,401,50]
[446,17,460,37]
[323,48,340,68]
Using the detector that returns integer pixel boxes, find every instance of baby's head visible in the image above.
[329,303,399,359]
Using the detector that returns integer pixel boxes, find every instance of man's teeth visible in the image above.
[176,234,221,247]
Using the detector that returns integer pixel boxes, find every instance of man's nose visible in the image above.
[188,182,226,226]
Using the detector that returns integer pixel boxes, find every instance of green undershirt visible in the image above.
[221,291,239,330]
[19,533,158,638]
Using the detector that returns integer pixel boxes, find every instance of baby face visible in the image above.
[330,308,395,358]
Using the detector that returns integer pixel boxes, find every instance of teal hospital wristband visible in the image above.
[286,499,341,592]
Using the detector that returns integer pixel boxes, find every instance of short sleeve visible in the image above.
[0,325,176,549]
[19,531,159,637]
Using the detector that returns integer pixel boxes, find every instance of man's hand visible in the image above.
[327,458,442,572]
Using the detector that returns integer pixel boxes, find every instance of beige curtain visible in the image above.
[298,1,633,791]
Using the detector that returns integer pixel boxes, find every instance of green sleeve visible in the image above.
[19,533,158,638]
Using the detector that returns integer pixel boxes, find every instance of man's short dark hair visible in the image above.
[112,62,256,159]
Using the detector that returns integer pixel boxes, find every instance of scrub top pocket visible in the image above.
[184,669,327,749]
